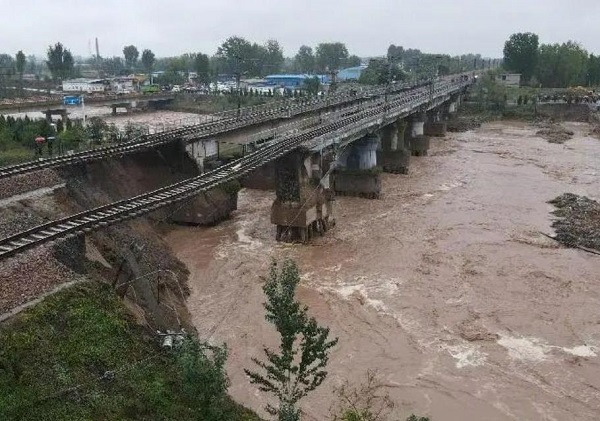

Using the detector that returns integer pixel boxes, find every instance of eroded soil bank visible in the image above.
[166,120,600,420]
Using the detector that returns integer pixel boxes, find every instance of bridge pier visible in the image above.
[334,134,381,199]
[408,113,430,156]
[424,110,447,137]
[184,137,218,174]
[377,120,410,174]
[448,94,460,114]
[271,151,334,243]
[44,109,68,125]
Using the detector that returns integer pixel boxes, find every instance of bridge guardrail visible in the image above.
[0,76,473,181]
[0,79,472,260]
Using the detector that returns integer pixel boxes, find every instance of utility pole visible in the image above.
[385,55,394,105]
[327,68,337,94]
[81,95,86,126]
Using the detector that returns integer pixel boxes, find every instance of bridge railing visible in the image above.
[305,79,471,151]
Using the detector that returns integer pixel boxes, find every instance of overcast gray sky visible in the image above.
[3,0,599,58]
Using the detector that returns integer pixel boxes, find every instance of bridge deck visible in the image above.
[0,79,472,260]
[0,80,426,180]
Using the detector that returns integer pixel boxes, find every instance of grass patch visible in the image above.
[0,281,260,421]
[0,146,34,166]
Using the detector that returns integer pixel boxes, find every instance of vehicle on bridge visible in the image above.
[141,84,161,94]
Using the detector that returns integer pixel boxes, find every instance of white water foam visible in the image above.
[498,335,598,361]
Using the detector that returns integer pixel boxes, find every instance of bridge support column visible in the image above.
[448,97,458,114]
[409,113,430,156]
[377,120,410,174]
[424,110,447,137]
[334,134,381,199]
[271,151,334,243]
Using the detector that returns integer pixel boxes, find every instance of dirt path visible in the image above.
[166,121,600,420]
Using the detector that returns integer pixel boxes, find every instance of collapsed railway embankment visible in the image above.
[0,141,238,322]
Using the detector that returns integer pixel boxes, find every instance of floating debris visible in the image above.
[548,193,600,252]
[536,123,574,144]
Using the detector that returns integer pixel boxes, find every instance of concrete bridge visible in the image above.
[0,76,473,259]
[265,80,467,242]
[178,79,457,173]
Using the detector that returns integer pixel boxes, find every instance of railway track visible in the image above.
[0,81,422,181]
[0,80,470,260]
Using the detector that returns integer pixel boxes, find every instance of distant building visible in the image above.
[188,72,198,83]
[264,74,330,89]
[110,77,136,93]
[337,65,367,82]
[495,73,521,86]
[265,74,308,88]
[62,78,107,93]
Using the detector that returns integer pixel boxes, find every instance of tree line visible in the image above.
[503,32,600,88]
[1,35,493,89]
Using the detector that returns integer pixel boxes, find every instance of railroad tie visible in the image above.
[9,239,32,247]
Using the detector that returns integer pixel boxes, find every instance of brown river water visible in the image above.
[165,121,600,420]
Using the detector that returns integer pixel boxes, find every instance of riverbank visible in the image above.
[0,280,260,420]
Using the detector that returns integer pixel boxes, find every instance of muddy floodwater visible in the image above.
[4,107,203,132]
[166,121,600,420]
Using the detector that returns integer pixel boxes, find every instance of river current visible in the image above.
[166,121,600,420]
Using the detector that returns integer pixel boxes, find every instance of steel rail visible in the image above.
[0,81,421,180]
[0,80,470,260]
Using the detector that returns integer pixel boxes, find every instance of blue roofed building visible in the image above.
[337,65,367,82]
[264,74,330,89]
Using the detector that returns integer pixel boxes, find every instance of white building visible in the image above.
[110,77,136,94]
[495,73,521,87]
[62,78,107,93]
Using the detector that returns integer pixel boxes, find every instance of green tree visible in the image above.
[194,52,211,84]
[25,54,38,77]
[245,260,338,421]
[346,55,362,68]
[387,45,405,62]
[46,42,74,81]
[294,46,315,73]
[0,54,15,98]
[304,76,321,95]
[263,39,285,74]
[216,36,256,75]
[15,51,26,92]
[155,71,186,86]
[86,117,108,144]
[102,57,127,76]
[359,59,406,85]
[141,49,156,76]
[315,42,349,73]
[123,45,139,70]
[57,123,87,150]
[588,54,600,86]
[177,338,231,420]
[536,41,589,88]
[166,55,190,74]
[503,32,539,83]
[476,74,507,111]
